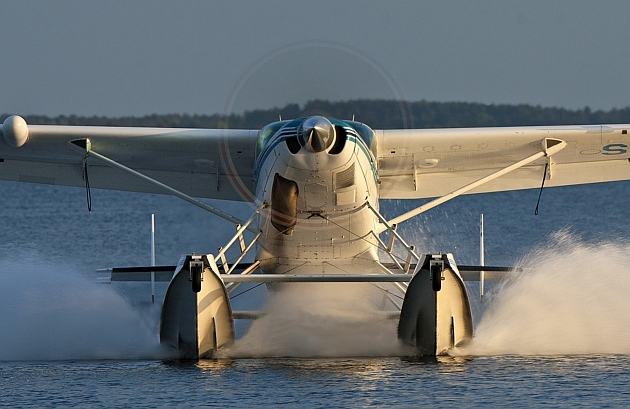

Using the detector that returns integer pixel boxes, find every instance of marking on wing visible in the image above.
[602,144,628,155]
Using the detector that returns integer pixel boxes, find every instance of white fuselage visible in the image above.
[253,118,381,273]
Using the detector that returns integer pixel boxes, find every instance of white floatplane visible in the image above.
[1,114,629,358]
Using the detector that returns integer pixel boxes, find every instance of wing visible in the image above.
[0,116,259,201]
[376,124,630,199]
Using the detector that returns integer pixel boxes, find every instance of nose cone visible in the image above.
[298,116,335,152]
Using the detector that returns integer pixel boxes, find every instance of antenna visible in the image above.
[480,214,485,303]
[151,214,156,304]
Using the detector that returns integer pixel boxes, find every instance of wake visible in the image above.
[0,257,166,361]
[454,231,630,356]
[223,282,405,358]
[5,231,628,360]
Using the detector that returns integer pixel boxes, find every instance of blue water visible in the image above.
[1,180,630,407]
[2,357,630,408]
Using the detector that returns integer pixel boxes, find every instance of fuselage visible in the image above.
[253,116,381,273]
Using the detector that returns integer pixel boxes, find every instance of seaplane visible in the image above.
[1,113,629,358]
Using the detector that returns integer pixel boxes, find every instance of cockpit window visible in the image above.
[255,120,288,158]
[344,120,377,158]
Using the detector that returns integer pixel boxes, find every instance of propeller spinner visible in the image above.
[297,116,336,153]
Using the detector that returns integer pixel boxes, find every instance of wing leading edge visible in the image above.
[0,116,259,202]
[376,124,630,199]
[3,117,629,202]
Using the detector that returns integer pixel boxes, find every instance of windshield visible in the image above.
[255,120,289,158]
[344,120,377,158]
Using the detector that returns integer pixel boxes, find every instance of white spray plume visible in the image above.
[454,231,630,356]
[0,258,167,361]
[224,282,404,358]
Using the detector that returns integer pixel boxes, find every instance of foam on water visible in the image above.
[6,232,629,360]
[223,282,406,358]
[0,256,167,361]
[454,231,630,356]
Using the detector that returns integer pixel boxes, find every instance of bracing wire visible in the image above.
[83,155,92,212]
[230,282,265,300]
[534,162,548,215]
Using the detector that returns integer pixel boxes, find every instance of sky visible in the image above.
[1,0,629,117]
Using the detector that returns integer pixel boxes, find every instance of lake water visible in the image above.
[1,179,630,407]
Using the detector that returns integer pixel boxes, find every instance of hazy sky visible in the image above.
[1,1,629,117]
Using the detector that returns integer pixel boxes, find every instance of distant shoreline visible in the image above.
[3,99,629,129]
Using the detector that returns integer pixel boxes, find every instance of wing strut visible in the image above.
[68,138,255,231]
[381,138,566,231]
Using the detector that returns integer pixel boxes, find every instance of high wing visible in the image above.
[376,124,630,199]
[3,116,629,203]
[0,116,259,202]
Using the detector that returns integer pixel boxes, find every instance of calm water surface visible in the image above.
[1,180,630,407]
[2,357,630,408]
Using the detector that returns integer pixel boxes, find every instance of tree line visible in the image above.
[2,99,629,129]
